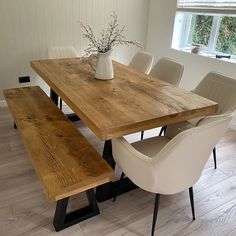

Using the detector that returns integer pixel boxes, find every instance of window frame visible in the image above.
[180,12,236,58]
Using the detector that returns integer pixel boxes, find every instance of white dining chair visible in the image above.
[165,72,236,168]
[129,51,154,74]
[47,46,78,110]
[48,46,78,59]
[141,57,184,140]
[149,57,184,86]
[112,114,231,236]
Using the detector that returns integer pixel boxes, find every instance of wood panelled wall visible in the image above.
[0,0,150,99]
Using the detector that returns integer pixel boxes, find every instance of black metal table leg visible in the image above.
[50,88,80,121]
[101,140,116,168]
[96,140,115,202]
[53,189,100,232]
[96,140,137,203]
[50,89,59,105]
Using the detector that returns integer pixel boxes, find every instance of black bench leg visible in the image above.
[14,122,17,129]
[53,189,100,232]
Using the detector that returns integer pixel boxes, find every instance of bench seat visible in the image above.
[4,86,114,231]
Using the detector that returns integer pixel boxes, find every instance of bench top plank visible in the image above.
[4,86,114,201]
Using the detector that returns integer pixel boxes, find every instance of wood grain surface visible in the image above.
[3,86,114,201]
[31,58,218,140]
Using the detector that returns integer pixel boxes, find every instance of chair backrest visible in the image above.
[112,114,230,195]
[129,51,154,74]
[150,57,184,86]
[151,114,231,195]
[193,72,236,114]
[48,46,78,59]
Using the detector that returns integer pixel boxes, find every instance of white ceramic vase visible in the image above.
[95,50,114,80]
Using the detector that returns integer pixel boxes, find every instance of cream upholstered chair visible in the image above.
[141,57,184,140]
[166,72,236,168]
[47,46,78,110]
[112,114,231,236]
[129,51,154,74]
[48,46,78,59]
[149,57,184,85]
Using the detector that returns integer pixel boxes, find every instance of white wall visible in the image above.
[0,0,150,100]
[146,0,236,89]
[146,0,236,129]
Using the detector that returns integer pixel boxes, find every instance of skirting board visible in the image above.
[0,100,7,107]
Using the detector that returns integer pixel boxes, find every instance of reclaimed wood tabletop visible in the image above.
[31,58,218,140]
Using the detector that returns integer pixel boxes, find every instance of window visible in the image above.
[172,0,236,59]
[216,16,236,54]
[188,14,213,47]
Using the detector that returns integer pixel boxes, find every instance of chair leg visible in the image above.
[151,194,160,236]
[158,127,164,136]
[213,147,217,169]
[59,98,63,110]
[159,126,167,136]
[189,187,195,221]
[141,131,144,140]
[113,172,125,202]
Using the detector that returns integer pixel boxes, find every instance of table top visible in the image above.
[31,58,218,140]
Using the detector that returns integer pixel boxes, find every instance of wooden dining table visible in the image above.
[31,58,218,202]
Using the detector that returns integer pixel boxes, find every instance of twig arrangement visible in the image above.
[81,12,142,57]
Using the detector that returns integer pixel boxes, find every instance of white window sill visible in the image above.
[172,47,236,64]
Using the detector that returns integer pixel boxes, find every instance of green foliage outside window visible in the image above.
[216,17,236,55]
[188,14,236,55]
[188,15,213,46]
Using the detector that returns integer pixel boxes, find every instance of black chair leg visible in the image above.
[159,126,167,136]
[189,187,195,220]
[213,147,217,169]
[113,172,125,202]
[151,194,160,236]
[158,127,164,136]
[141,131,144,140]
[59,98,63,110]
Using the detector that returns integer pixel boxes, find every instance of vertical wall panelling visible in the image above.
[0,0,150,99]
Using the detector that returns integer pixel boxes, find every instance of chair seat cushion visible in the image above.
[131,136,170,158]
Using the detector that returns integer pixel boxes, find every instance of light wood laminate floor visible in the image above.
[1,105,236,236]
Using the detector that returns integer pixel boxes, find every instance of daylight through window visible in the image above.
[172,0,236,58]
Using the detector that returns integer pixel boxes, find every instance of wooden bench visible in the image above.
[4,86,114,231]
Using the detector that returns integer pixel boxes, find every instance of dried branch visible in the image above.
[81,12,142,57]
